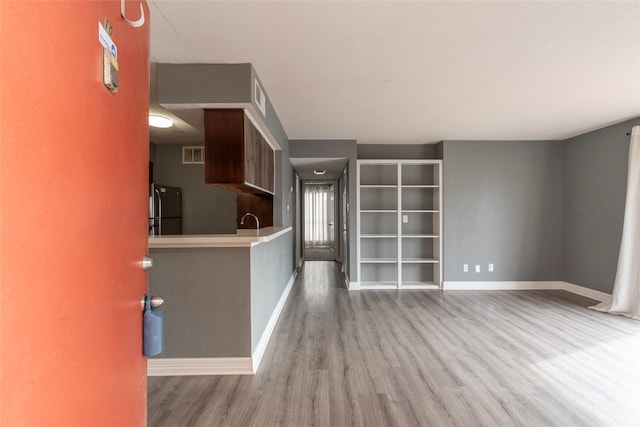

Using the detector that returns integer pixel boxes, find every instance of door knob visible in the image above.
[149,295,164,308]
[141,295,164,310]
[141,255,153,271]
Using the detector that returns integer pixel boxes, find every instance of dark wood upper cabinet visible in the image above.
[204,109,275,195]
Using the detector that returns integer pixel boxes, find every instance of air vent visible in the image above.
[182,146,205,164]
[254,79,266,116]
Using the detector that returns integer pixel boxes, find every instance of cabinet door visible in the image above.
[261,132,274,192]
[204,109,245,185]
[243,117,262,188]
[244,119,274,193]
[205,109,274,195]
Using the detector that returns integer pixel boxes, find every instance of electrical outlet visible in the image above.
[488,263,494,272]
[463,264,469,272]
[402,215,408,223]
[475,264,481,273]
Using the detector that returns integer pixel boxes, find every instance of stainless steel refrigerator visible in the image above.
[149,184,182,235]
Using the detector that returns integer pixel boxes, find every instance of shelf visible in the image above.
[399,281,440,290]
[357,159,442,289]
[361,258,397,264]
[359,281,398,289]
[401,258,439,263]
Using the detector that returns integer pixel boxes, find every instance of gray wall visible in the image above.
[250,230,295,353]
[152,143,237,234]
[290,140,358,282]
[358,143,441,159]
[157,63,252,105]
[251,66,294,228]
[148,247,252,358]
[149,231,295,358]
[562,118,640,292]
[443,141,563,281]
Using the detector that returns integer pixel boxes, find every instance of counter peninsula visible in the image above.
[147,226,295,376]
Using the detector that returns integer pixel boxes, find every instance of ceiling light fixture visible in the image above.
[313,170,326,175]
[149,114,173,128]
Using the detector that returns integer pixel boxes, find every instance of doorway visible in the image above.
[303,182,337,261]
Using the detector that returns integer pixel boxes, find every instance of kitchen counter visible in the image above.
[147,225,295,375]
[148,226,292,248]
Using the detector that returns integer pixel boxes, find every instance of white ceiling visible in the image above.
[289,157,348,180]
[149,0,640,144]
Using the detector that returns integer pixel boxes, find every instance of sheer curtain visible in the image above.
[304,185,330,247]
[590,126,640,320]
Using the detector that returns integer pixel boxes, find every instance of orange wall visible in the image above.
[1,1,150,425]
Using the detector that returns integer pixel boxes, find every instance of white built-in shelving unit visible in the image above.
[356,160,443,290]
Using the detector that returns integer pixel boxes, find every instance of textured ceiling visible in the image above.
[149,1,640,144]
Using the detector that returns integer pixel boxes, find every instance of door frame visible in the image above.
[301,180,340,261]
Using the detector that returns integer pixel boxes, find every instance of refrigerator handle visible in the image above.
[148,195,155,236]
[155,188,162,235]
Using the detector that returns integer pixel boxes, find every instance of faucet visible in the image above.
[240,212,260,230]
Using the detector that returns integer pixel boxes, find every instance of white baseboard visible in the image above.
[561,281,610,302]
[442,280,611,302]
[148,357,253,376]
[251,270,297,373]
[348,281,361,290]
[443,281,564,290]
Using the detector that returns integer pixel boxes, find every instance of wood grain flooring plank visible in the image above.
[148,262,640,427]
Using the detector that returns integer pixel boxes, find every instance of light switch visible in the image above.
[475,265,481,273]
[463,264,468,272]
[402,215,408,223]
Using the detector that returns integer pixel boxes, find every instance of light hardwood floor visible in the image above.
[148,262,640,427]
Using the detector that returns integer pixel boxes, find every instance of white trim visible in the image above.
[561,281,610,302]
[251,271,297,373]
[356,162,362,286]
[242,179,274,196]
[443,281,563,290]
[148,357,252,376]
[360,283,399,290]
[442,280,611,302]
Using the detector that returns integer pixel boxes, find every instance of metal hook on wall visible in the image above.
[121,0,145,28]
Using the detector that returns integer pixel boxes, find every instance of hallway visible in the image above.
[148,262,640,427]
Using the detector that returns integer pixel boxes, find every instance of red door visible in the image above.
[1,1,150,425]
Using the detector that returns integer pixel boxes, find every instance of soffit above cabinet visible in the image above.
[155,63,282,151]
